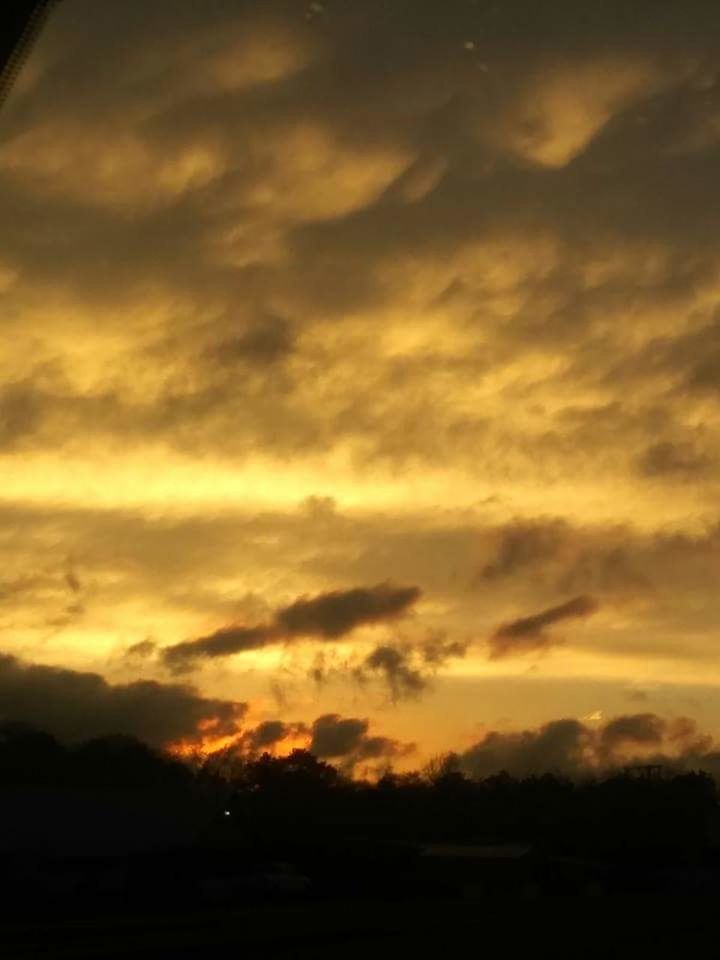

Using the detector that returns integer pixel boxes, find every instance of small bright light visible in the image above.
[224,810,231,816]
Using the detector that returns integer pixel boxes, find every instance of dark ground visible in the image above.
[2,896,717,960]
[3,738,718,957]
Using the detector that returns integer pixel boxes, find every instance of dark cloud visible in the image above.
[308,712,414,773]
[461,719,591,779]
[358,633,467,701]
[236,719,309,756]
[420,633,468,666]
[362,645,426,701]
[460,712,720,780]
[0,380,44,450]
[124,639,157,660]
[476,519,652,601]
[162,583,420,671]
[481,521,568,581]
[310,714,368,759]
[309,628,466,702]
[64,566,81,594]
[0,651,246,748]
[638,440,710,478]
[489,595,599,659]
[242,719,292,751]
[476,515,720,611]
[207,314,295,368]
[163,624,278,672]
[276,584,420,639]
[598,712,665,762]
[206,711,414,776]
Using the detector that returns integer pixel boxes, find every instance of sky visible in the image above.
[1,0,720,776]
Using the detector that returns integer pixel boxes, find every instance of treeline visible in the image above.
[217,750,717,860]
[0,723,193,791]
[1,723,717,860]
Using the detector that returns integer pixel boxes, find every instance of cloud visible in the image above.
[0,651,246,748]
[489,55,668,169]
[124,639,157,660]
[234,718,309,757]
[459,712,719,780]
[3,497,720,680]
[163,624,278,672]
[599,712,665,752]
[361,645,426,701]
[2,0,716,469]
[276,584,421,638]
[64,565,81,594]
[2,0,720,721]
[310,714,368,759]
[461,719,592,779]
[206,314,295,368]
[638,440,710,478]
[420,633,468,665]
[0,380,44,450]
[245,719,288,748]
[308,712,414,773]
[489,595,599,658]
[205,711,415,777]
[357,634,466,701]
[480,520,569,581]
[305,625,467,702]
[162,583,420,671]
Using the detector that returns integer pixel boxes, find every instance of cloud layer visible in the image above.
[198,711,415,777]
[1,0,720,752]
[0,651,246,748]
[460,712,719,780]
[308,712,415,773]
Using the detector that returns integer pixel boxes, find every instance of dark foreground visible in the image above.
[3,736,720,957]
[3,895,719,960]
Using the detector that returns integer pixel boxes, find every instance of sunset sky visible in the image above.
[2,0,720,775]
